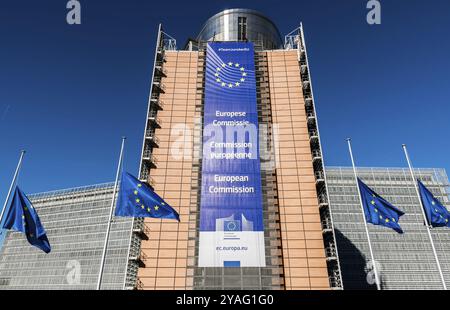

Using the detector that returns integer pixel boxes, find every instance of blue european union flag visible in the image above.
[115,171,180,221]
[418,180,450,227]
[2,187,51,253]
[358,178,405,233]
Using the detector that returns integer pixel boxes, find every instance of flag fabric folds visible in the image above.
[357,178,405,233]
[115,171,180,221]
[418,180,450,227]
[2,187,51,253]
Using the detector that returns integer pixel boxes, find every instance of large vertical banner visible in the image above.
[199,42,265,267]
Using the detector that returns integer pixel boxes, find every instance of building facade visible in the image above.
[134,9,342,290]
[0,183,140,290]
[326,167,450,290]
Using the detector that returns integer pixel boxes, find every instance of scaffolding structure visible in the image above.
[284,25,344,289]
[124,24,169,290]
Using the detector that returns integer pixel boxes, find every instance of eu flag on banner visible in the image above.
[357,178,405,233]
[418,180,450,227]
[115,171,180,221]
[2,187,51,253]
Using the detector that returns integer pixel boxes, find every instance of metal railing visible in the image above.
[145,130,160,146]
[322,218,332,231]
[152,78,166,92]
[155,64,167,76]
[309,130,318,139]
[307,112,316,120]
[318,193,328,205]
[315,171,325,181]
[150,96,164,109]
[148,111,162,127]
[325,246,337,259]
[312,150,322,159]
[142,150,158,166]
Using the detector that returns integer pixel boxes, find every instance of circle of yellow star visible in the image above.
[215,63,247,88]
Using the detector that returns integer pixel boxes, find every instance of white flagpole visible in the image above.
[402,144,447,290]
[97,137,126,290]
[0,150,26,225]
[346,139,381,290]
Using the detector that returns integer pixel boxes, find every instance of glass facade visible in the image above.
[326,167,450,290]
[0,183,133,290]
[196,9,283,50]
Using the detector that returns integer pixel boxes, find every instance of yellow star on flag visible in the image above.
[154,205,160,211]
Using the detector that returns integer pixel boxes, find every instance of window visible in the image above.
[238,17,247,41]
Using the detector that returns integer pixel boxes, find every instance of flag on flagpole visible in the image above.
[418,180,450,227]
[2,187,51,253]
[357,178,405,233]
[115,171,180,221]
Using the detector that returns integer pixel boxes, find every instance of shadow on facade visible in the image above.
[334,229,378,290]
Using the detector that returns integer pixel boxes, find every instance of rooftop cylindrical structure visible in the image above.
[196,8,283,50]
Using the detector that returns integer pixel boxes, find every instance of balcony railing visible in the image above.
[315,171,325,183]
[155,64,167,77]
[322,219,333,232]
[304,98,313,107]
[302,80,310,90]
[318,193,328,206]
[309,130,318,140]
[142,150,158,167]
[145,130,160,146]
[152,79,166,93]
[312,150,322,161]
[148,111,162,127]
[138,173,156,188]
[150,96,164,110]
[156,48,166,62]
[325,246,337,260]
[132,221,150,241]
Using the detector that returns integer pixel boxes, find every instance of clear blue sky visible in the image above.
[1,0,450,200]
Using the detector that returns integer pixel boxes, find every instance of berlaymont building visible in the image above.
[1,9,450,290]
